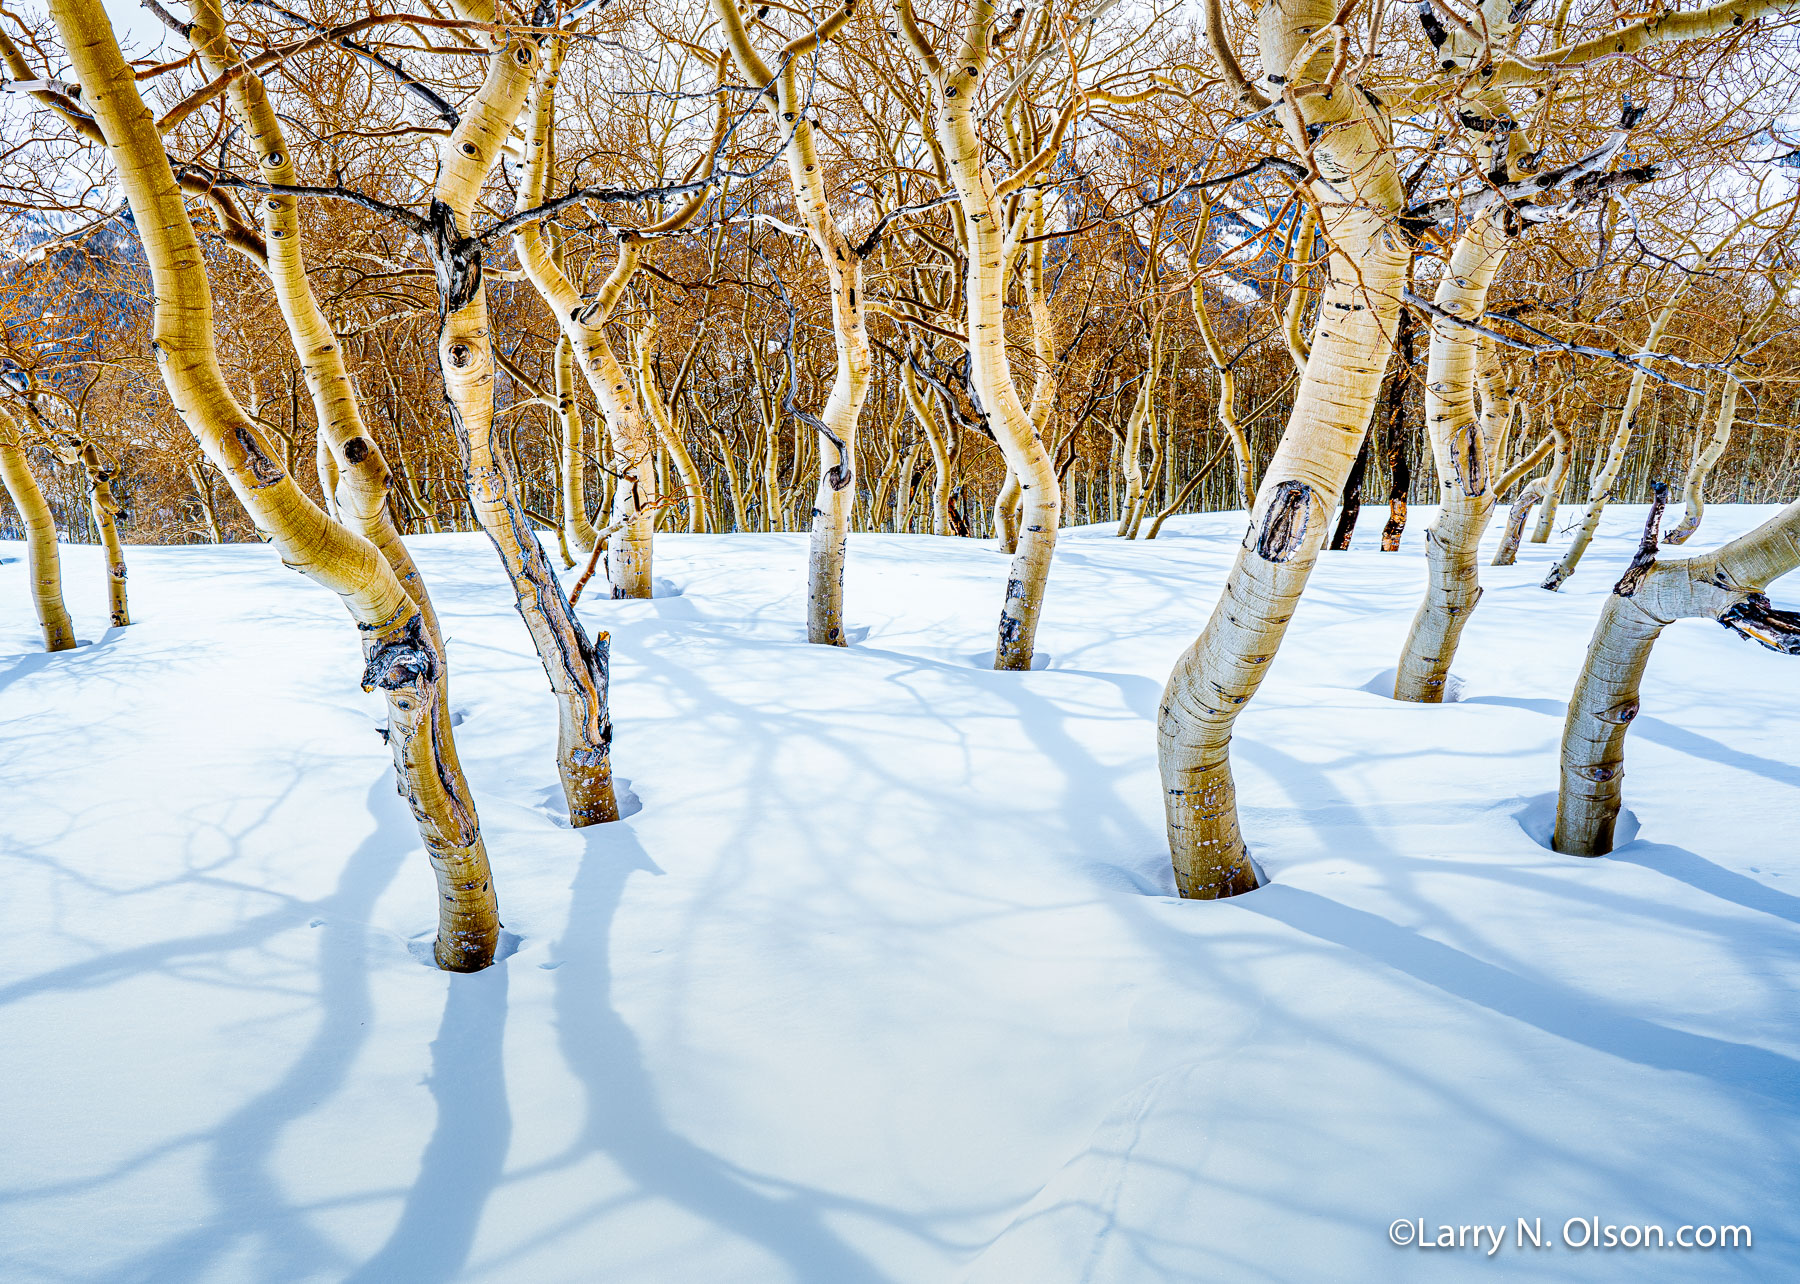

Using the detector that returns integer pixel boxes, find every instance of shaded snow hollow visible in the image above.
[2,506,1796,1282]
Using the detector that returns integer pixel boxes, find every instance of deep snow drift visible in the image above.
[2,505,1796,1282]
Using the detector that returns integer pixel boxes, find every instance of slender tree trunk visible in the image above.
[189,462,223,543]
[1542,229,1737,589]
[1329,433,1369,550]
[635,325,709,534]
[0,408,76,650]
[898,12,1062,670]
[1530,415,1572,543]
[557,331,599,554]
[1379,313,1416,550]
[54,0,499,968]
[1492,477,1548,566]
[433,18,617,827]
[73,439,129,626]
[1555,493,1800,854]
[1395,215,1511,702]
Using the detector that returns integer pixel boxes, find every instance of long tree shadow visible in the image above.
[347,966,511,1283]
[546,823,894,1282]
[1248,885,1800,1104]
[98,774,414,1281]
[1609,840,1800,927]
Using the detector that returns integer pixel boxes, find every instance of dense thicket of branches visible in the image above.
[4,0,1796,550]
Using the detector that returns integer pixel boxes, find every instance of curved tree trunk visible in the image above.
[1541,225,1742,589]
[1157,0,1407,896]
[189,0,443,651]
[0,407,76,650]
[713,1,872,641]
[902,356,954,535]
[897,5,1062,670]
[432,14,617,827]
[513,43,711,601]
[54,0,498,969]
[1530,415,1572,543]
[1189,209,1257,510]
[1555,493,1800,854]
[634,325,709,535]
[1491,477,1548,566]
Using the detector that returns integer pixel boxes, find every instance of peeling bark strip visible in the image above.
[1254,481,1314,563]
[1613,481,1667,598]
[1719,596,1800,654]
[427,199,483,316]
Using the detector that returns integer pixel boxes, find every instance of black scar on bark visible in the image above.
[361,611,438,691]
[1720,595,1800,655]
[427,199,483,316]
[234,425,285,487]
[1255,481,1313,562]
[343,436,370,463]
[1613,481,1667,597]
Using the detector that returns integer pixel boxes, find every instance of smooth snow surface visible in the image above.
[3,506,1796,1282]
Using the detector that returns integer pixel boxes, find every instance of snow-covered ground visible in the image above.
[3,505,1796,1282]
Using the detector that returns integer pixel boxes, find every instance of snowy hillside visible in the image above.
[2,507,1795,1281]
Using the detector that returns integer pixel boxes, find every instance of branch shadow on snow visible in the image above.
[2,773,426,1281]
[529,820,907,1282]
[1246,885,1800,1106]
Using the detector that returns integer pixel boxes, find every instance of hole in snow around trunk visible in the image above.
[535,778,642,826]
[406,929,521,969]
[966,650,1053,670]
[1360,667,1466,703]
[1514,792,1640,851]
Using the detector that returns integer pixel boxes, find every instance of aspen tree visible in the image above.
[1555,492,1800,855]
[556,331,600,553]
[894,0,1070,669]
[511,41,717,599]
[635,323,708,534]
[1159,0,1409,896]
[1393,213,1511,702]
[1665,272,1789,544]
[1541,211,1768,589]
[46,0,500,970]
[185,0,443,655]
[1161,0,1796,894]
[66,438,129,627]
[0,404,75,650]
[1189,203,1255,510]
[419,7,619,828]
[714,0,871,643]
